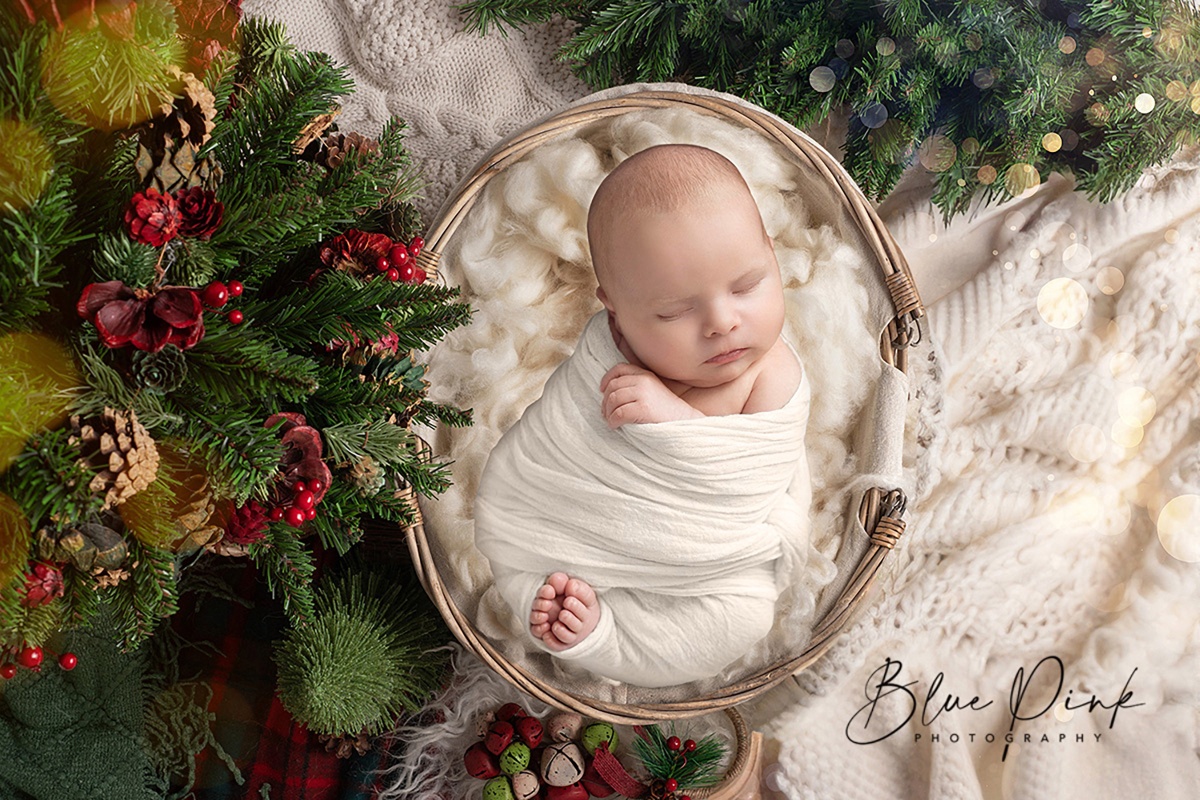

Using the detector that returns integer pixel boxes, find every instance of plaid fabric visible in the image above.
[177,556,395,800]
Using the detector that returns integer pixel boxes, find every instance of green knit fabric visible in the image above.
[0,625,161,800]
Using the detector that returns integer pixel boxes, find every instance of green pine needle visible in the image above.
[631,723,727,788]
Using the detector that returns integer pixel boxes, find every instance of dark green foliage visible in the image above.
[0,6,470,657]
[460,0,1200,218]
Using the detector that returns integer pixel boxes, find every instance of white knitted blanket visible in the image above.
[244,2,1200,796]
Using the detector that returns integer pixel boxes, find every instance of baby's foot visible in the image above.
[529,572,600,652]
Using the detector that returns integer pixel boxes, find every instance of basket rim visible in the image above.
[404,85,923,725]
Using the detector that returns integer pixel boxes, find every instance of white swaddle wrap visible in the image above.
[474,310,812,687]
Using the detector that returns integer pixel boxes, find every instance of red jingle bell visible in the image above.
[464,742,501,780]
[515,715,543,748]
[545,782,588,800]
[496,702,526,722]
[486,720,515,755]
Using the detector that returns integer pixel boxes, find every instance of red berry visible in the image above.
[413,267,428,284]
[386,267,401,281]
[388,245,410,266]
[58,652,78,670]
[202,281,229,308]
[294,490,315,510]
[269,507,285,521]
[665,778,678,793]
[666,736,681,751]
[0,664,15,679]
[308,479,325,493]
[17,646,42,669]
[227,309,244,325]
[284,507,306,528]
[375,255,391,272]
[683,739,696,752]
[408,236,424,257]
[294,480,307,493]
[305,507,316,520]
[227,279,244,297]
[681,796,692,800]
[398,263,416,283]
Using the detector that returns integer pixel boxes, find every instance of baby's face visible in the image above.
[596,193,785,389]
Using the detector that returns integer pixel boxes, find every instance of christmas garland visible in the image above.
[0,0,469,707]
[462,0,1200,218]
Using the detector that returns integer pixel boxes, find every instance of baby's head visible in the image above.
[588,144,785,389]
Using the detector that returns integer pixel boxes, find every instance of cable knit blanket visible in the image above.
[245,2,1200,796]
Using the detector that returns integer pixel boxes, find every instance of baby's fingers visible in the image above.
[600,362,646,392]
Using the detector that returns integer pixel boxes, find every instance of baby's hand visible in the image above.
[600,363,703,428]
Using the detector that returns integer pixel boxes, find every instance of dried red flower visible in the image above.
[225,500,269,546]
[317,229,393,279]
[175,187,225,240]
[265,412,332,504]
[21,562,64,607]
[124,187,181,247]
[77,280,206,352]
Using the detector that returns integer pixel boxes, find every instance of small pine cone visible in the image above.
[132,345,188,393]
[293,109,341,157]
[350,455,386,497]
[69,408,160,510]
[318,728,372,759]
[136,74,222,194]
[318,131,379,170]
[37,521,129,572]
[92,563,133,589]
[172,474,222,552]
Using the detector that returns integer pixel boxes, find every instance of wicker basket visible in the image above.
[403,87,923,731]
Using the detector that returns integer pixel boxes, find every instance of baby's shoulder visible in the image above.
[742,338,803,414]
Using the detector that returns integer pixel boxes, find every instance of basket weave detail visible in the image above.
[415,249,441,280]
[885,270,922,318]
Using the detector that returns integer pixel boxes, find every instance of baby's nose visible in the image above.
[705,302,738,336]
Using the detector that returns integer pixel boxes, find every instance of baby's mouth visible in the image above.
[706,348,747,365]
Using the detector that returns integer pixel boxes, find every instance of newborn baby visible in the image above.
[475,144,811,686]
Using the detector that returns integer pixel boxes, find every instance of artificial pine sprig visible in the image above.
[631,723,726,789]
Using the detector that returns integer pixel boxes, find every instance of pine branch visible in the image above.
[248,525,316,623]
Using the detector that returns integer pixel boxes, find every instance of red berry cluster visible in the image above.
[373,237,427,283]
[266,478,326,528]
[658,736,698,800]
[1,646,78,679]
[201,278,246,324]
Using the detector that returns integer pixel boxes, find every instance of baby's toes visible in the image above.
[557,609,582,632]
[530,609,550,625]
[531,620,551,638]
[531,596,557,614]
[547,572,570,595]
[551,621,580,645]
[536,582,558,601]
[565,578,597,608]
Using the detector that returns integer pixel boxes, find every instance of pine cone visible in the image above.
[317,132,379,170]
[172,473,222,553]
[37,521,129,572]
[132,345,188,393]
[136,72,223,194]
[318,728,372,759]
[293,109,341,156]
[351,455,386,497]
[92,563,134,589]
[69,408,160,510]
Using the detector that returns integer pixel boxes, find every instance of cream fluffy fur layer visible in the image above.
[417,107,883,701]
